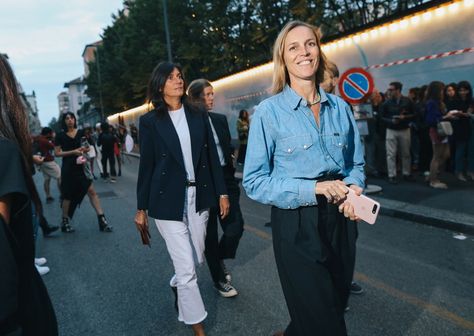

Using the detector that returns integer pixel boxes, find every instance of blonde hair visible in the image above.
[271,21,328,94]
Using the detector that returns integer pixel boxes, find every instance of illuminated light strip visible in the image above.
[109,0,470,121]
[107,103,152,123]
[224,89,270,103]
[366,47,474,69]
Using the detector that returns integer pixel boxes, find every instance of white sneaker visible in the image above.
[430,181,448,189]
[35,264,50,276]
[456,173,467,182]
[34,257,47,266]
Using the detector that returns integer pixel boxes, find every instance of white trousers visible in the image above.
[155,186,209,325]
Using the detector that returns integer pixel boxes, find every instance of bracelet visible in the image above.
[220,195,229,199]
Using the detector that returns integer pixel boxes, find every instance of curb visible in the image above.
[127,157,474,235]
[372,196,474,235]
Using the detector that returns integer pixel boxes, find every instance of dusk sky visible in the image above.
[1,0,124,125]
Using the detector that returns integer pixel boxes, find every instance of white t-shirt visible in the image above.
[168,106,195,181]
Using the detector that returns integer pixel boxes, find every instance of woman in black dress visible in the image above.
[54,112,112,232]
[0,54,58,335]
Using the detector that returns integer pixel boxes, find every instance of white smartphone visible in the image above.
[345,188,380,224]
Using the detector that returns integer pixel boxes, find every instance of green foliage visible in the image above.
[48,117,61,134]
[84,0,432,115]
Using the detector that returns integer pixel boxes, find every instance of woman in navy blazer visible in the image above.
[134,62,229,336]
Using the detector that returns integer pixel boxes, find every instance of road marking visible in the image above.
[354,272,474,331]
[244,224,272,240]
[244,223,474,330]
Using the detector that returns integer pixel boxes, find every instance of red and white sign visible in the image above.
[338,68,374,104]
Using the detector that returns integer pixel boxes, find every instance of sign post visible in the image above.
[338,68,381,194]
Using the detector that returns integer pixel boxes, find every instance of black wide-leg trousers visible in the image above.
[271,197,357,336]
[205,165,244,284]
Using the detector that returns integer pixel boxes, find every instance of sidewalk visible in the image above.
[366,173,474,234]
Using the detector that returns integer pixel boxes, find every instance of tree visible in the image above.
[84,0,434,114]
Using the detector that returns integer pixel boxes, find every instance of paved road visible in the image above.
[37,156,474,336]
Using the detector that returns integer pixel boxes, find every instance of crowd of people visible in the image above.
[362,79,473,189]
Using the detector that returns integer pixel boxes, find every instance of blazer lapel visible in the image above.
[185,107,203,171]
[209,113,230,164]
[154,112,185,170]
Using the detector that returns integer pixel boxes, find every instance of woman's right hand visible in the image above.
[315,180,348,204]
[134,210,148,231]
[73,148,83,156]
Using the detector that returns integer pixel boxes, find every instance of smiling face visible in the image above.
[283,26,320,85]
[162,67,184,102]
[202,85,214,111]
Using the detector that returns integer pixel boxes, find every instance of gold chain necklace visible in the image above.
[308,92,321,106]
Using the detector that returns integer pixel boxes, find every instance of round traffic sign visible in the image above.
[338,68,374,104]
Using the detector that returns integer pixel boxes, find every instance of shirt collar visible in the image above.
[282,84,332,110]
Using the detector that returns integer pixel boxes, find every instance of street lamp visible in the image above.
[162,0,173,62]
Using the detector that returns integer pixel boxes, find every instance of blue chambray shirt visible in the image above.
[243,85,365,209]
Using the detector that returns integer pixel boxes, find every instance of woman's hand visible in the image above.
[32,155,44,165]
[315,180,348,204]
[73,148,84,156]
[134,210,148,231]
[338,184,363,221]
[219,196,230,219]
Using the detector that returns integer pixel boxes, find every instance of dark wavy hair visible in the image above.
[0,54,42,214]
[426,81,446,113]
[146,62,186,117]
[457,81,472,102]
[61,111,77,132]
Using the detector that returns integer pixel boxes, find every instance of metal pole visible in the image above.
[162,0,173,62]
[95,47,105,121]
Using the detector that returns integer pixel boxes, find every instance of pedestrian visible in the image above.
[54,112,113,232]
[98,122,118,182]
[0,53,58,336]
[236,109,249,165]
[83,125,98,179]
[425,81,457,189]
[321,61,365,297]
[134,62,229,336]
[243,21,365,336]
[188,78,245,298]
[456,81,474,180]
[380,81,416,183]
[93,122,104,178]
[36,127,62,203]
[111,125,122,176]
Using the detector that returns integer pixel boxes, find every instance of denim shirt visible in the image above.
[243,85,365,209]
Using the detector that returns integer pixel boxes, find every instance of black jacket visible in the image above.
[208,112,234,172]
[136,102,227,220]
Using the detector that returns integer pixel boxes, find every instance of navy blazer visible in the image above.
[136,102,227,220]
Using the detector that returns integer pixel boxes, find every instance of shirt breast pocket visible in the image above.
[327,133,348,168]
[275,135,313,169]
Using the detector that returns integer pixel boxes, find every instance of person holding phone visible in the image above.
[243,21,365,336]
[54,112,112,232]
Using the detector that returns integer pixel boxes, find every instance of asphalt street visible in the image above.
[37,156,474,336]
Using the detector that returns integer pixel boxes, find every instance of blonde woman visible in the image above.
[243,21,365,336]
